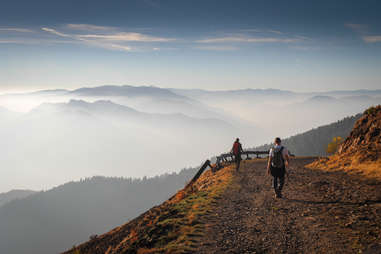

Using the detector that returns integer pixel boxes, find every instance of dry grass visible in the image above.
[63,163,240,254]
[307,154,381,180]
[71,165,236,254]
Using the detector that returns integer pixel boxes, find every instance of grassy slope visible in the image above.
[307,154,381,180]
[65,165,235,254]
[307,106,381,180]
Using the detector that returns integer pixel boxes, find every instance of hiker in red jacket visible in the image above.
[231,138,244,172]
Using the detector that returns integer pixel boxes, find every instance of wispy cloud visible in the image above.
[0,39,75,45]
[196,35,301,43]
[3,25,305,52]
[195,45,238,51]
[66,24,112,31]
[345,24,381,43]
[0,28,33,33]
[345,23,368,33]
[0,40,27,44]
[98,43,132,51]
[77,32,174,42]
[362,35,381,43]
[240,29,283,35]
[289,45,320,51]
[268,30,283,35]
[42,27,70,37]
[39,25,175,52]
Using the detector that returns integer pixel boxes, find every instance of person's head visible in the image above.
[235,138,239,142]
[274,137,281,145]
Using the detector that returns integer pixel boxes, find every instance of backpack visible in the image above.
[233,142,240,155]
[272,146,284,168]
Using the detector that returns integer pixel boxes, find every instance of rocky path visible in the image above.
[197,157,381,254]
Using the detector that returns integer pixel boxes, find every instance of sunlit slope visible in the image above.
[308,105,381,179]
[63,165,235,254]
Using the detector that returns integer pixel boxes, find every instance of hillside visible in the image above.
[64,106,381,253]
[253,114,361,156]
[0,189,36,207]
[64,164,235,254]
[0,168,197,254]
[309,105,381,179]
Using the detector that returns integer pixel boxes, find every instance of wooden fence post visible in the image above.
[185,160,211,189]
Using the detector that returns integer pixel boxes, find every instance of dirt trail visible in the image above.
[197,157,381,254]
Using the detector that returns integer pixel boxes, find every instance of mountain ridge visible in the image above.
[0,189,36,207]
[0,169,198,254]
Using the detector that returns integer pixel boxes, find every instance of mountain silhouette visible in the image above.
[0,169,198,254]
[0,189,36,207]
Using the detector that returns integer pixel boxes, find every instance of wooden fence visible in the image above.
[214,151,269,170]
[185,150,269,188]
[185,149,295,188]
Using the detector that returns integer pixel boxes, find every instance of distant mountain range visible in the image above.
[31,99,232,129]
[0,98,242,192]
[253,113,362,156]
[0,189,36,207]
[71,85,188,100]
[0,170,197,254]
[0,84,379,191]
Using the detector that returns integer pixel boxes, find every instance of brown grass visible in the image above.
[65,164,236,254]
[307,154,381,180]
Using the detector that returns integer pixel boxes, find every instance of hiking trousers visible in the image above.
[234,154,241,171]
[273,175,285,192]
[270,166,285,192]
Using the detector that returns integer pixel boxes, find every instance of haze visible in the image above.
[1,0,381,191]
[0,86,379,192]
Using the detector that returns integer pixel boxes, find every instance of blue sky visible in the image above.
[1,0,381,92]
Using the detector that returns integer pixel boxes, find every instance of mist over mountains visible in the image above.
[0,85,380,192]
[0,189,36,207]
[0,98,237,192]
[0,110,370,254]
[253,114,362,156]
[0,85,378,254]
[0,169,197,254]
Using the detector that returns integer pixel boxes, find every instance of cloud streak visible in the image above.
[0,28,33,33]
[362,35,381,43]
[345,24,381,43]
[42,27,71,37]
[196,35,301,43]
[66,24,112,31]
[194,45,238,51]
[77,32,174,42]
[39,25,175,52]
[2,25,306,52]
[345,23,368,33]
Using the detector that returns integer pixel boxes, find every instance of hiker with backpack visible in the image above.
[267,137,290,198]
[231,138,244,172]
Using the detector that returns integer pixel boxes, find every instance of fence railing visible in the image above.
[185,149,294,189]
[185,150,269,188]
[215,151,269,170]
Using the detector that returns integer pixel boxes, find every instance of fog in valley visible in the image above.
[0,85,380,193]
[0,87,380,254]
